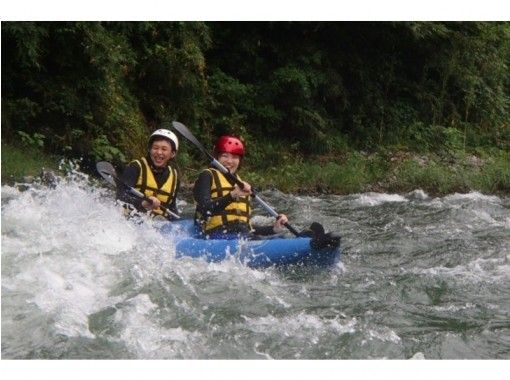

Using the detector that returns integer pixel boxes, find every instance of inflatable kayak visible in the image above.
[158,219,341,268]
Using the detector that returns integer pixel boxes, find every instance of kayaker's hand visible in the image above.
[231,182,252,198]
[142,196,161,210]
[273,214,289,233]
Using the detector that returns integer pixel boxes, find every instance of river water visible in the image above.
[1,166,509,361]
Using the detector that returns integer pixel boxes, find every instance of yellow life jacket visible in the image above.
[133,157,178,218]
[200,168,251,232]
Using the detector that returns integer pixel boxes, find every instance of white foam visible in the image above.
[433,302,476,313]
[355,192,408,206]
[1,184,21,200]
[410,352,426,359]
[243,312,358,338]
[115,294,203,358]
[1,169,142,339]
[406,189,429,200]
[472,209,497,224]
[366,327,402,344]
[410,256,510,283]
[443,191,501,204]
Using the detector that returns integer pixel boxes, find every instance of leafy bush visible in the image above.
[17,131,45,149]
[2,21,509,194]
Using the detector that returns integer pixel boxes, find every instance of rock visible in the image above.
[466,155,484,168]
[22,175,35,183]
[40,169,58,188]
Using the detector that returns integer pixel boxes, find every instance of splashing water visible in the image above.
[2,163,509,359]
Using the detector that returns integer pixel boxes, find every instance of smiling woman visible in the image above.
[191,133,291,239]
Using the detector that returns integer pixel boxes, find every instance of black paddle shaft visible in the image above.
[170,121,300,236]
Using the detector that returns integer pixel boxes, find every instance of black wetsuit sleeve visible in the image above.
[252,225,275,236]
[193,170,234,217]
[116,162,144,211]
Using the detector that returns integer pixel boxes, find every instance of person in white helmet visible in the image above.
[117,128,180,220]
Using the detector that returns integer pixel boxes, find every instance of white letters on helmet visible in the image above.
[149,129,179,151]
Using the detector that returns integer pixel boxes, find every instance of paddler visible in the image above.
[193,135,289,239]
[117,129,180,220]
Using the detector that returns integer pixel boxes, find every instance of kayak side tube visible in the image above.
[159,219,341,268]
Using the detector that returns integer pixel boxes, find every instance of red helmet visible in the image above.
[214,135,245,156]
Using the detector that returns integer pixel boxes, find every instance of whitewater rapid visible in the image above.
[2,165,509,360]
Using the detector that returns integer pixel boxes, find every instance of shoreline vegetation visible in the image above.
[2,142,508,196]
[2,22,509,196]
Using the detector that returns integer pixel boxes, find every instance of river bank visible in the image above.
[242,149,510,196]
[2,142,509,196]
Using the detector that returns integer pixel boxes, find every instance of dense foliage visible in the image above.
[2,22,509,174]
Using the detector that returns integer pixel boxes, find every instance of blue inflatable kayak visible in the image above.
[158,219,341,268]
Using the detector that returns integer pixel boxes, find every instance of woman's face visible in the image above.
[149,139,175,168]
[217,152,241,174]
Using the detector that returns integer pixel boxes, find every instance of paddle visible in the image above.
[96,161,180,220]
[168,121,301,236]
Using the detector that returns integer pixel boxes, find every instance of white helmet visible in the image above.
[149,128,179,151]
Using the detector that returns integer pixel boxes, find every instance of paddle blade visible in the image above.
[171,121,213,159]
[306,222,341,250]
[96,161,118,187]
